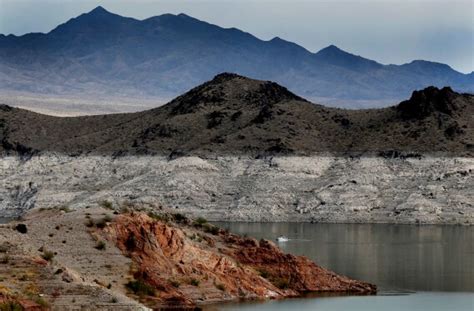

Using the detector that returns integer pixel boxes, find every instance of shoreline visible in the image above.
[0,208,375,309]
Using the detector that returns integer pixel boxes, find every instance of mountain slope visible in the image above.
[0,6,472,108]
[0,73,472,156]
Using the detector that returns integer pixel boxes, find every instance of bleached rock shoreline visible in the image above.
[1,155,472,224]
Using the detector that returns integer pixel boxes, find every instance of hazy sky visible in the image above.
[0,0,472,73]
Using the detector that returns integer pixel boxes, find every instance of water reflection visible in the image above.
[213,222,473,292]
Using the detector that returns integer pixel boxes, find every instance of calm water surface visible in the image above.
[208,222,473,310]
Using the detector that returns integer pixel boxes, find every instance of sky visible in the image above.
[0,0,472,73]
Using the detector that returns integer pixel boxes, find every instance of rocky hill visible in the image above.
[1,6,472,107]
[0,73,472,157]
[0,208,375,309]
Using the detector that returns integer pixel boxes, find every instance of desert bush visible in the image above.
[34,296,49,308]
[41,250,55,262]
[172,213,188,223]
[125,279,156,296]
[169,279,181,288]
[148,211,172,222]
[257,268,270,279]
[190,278,200,286]
[215,283,226,291]
[98,200,113,210]
[0,301,23,311]
[0,254,10,264]
[85,219,94,227]
[0,243,10,253]
[95,241,106,251]
[14,224,27,234]
[58,206,72,213]
[125,234,136,251]
[272,277,290,289]
[193,217,208,227]
[95,215,112,228]
[202,224,220,235]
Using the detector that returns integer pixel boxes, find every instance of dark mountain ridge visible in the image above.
[0,73,472,157]
[0,6,472,108]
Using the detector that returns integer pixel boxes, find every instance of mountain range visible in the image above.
[1,73,472,156]
[0,6,473,109]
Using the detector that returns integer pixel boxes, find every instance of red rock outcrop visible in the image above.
[103,213,376,308]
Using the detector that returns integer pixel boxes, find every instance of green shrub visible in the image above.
[190,278,200,286]
[95,215,112,228]
[0,301,23,311]
[59,206,72,213]
[193,217,208,227]
[203,224,220,235]
[125,279,156,296]
[85,219,94,227]
[215,283,225,291]
[169,279,180,288]
[0,254,10,264]
[95,241,106,250]
[99,200,113,210]
[148,212,171,222]
[34,297,49,309]
[257,268,270,279]
[272,277,290,289]
[172,213,188,223]
[41,250,55,262]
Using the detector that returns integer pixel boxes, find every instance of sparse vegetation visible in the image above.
[14,224,27,234]
[85,218,94,227]
[0,243,10,253]
[169,279,181,288]
[172,213,188,223]
[59,206,72,213]
[99,200,113,210]
[34,296,49,308]
[148,211,171,222]
[0,301,23,311]
[41,250,55,262]
[257,268,270,279]
[95,215,113,229]
[0,254,10,264]
[202,223,220,235]
[125,234,136,251]
[95,240,106,250]
[190,278,200,286]
[125,279,156,297]
[193,217,208,227]
[215,283,226,291]
[271,277,290,289]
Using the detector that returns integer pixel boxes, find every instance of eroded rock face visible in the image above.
[0,180,38,217]
[0,155,472,224]
[103,213,375,308]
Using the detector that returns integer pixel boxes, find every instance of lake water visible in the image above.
[208,222,473,311]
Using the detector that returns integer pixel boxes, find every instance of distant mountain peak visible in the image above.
[319,44,343,52]
[316,44,361,58]
[82,5,122,19]
[315,44,381,71]
[89,6,108,14]
[49,6,134,35]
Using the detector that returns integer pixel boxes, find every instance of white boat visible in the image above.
[276,236,289,242]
